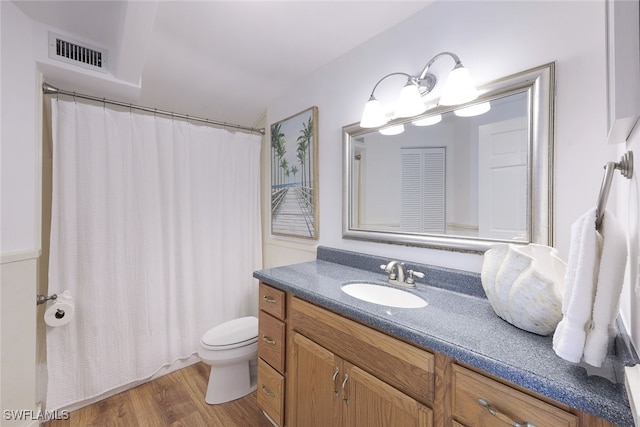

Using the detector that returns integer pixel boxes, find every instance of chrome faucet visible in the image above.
[380,261,425,288]
[383,261,405,283]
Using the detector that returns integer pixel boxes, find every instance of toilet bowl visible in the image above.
[198,316,258,404]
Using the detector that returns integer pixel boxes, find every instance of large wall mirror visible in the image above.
[342,63,555,253]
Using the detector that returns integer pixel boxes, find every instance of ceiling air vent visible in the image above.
[48,32,107,73]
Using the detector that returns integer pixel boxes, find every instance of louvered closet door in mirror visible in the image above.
[401,147,445,234]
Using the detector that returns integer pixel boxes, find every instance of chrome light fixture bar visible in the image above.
[360,51,478,129]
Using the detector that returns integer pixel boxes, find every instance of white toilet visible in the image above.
[198,316,259,404]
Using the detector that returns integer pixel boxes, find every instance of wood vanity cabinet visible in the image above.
[289,297,433,427]
[256,282,618,427]
[257,283,286,426]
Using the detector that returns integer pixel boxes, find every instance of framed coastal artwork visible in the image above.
[270,106,318,239]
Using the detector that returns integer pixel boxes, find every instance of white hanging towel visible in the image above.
[583,211,627,366]
[552,208,600,363]
[553,208,628,367]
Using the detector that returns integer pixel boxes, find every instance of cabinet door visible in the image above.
[344,362,433,427]
[290,333,341,427]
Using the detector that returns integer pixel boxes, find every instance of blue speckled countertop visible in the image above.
[253,246,637,426]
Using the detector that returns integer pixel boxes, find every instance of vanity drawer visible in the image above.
[259,282,286,320]
[258,311,285,374]
[291,296,435,405]
[257,358,284,427]
[452,364,578,427]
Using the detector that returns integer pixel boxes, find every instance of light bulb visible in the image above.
[360,97,388,128]
[395,83,426,118]
[439,65,478,106]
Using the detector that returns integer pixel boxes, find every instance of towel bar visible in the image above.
[595,150,633,230]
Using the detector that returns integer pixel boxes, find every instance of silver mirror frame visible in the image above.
[342,62,555,253]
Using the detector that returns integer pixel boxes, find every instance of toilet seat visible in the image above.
[200,316,258,350]
[200,337,257,351]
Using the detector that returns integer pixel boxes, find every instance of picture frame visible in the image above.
[270,106,319,239]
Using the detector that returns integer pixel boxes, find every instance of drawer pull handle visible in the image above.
[263,295,277,304]
[262,335,276,345]
[477,398,536,427]
[341,373,349,403]
[332,366,340,396]
[261,384,276,398]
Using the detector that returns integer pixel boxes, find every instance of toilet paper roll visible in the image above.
[44,298,75,327]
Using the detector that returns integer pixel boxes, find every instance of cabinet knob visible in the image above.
[477,398,536,427]
[263,295,277,304]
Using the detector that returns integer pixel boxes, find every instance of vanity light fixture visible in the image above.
[394,80,426,118]
[360,51,478,128]
[453,101,491,117]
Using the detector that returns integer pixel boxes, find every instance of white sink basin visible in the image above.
[341,283,428,308]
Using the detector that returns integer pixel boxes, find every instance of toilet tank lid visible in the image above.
[201,316,258,347]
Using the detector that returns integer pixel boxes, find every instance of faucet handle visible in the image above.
[405,270,425,285]
[380,261,404,281]
[380,262,399,280]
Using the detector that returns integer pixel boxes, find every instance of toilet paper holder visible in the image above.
[38,294,67,318]
[36,293,57,305]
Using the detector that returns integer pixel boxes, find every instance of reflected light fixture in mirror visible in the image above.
[412,115,442,126]
[454,101,491,117]
[360,52,478,128]
[379,124,405,136]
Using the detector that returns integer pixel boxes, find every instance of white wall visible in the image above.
[1,3,39,253]
[1,2,40,426]
[265,0,640,417]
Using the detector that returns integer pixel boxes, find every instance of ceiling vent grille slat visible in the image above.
[55,38,102,68]
[48,32,107,73]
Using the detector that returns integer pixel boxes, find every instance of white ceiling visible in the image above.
[15,0,431,129]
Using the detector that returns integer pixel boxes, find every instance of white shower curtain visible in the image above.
[46,99,262,411]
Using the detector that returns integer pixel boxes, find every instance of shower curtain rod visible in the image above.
[42,82,265,135]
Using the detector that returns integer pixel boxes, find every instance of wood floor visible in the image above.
[44,362,274,427]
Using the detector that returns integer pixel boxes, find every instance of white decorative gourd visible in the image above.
[481,243,566,336]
